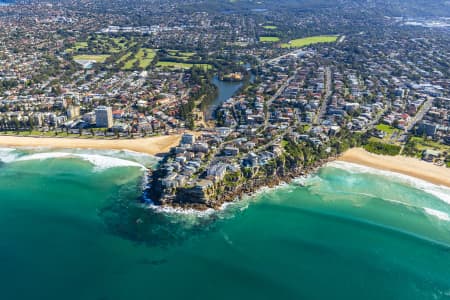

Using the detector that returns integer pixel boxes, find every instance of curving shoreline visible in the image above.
[0,134,181,156]
[338,148,450,188]
[1,136,448,191]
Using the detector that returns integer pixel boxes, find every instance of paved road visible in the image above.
[265,49,306,65]
[406,97,434,131]
[313,67,332,125]
[264,72,297,129]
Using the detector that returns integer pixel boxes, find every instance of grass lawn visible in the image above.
[65,41,88,53]
[122,48,156,70]
[410,137,450,152]
[73,54,109,63]
[375,124,396,134]
[263,25,277,30]
[259,36,280,42]
[168,50,195,57]
[369,136,383,143]
[138,49,156,68]
[302,124,311,132]
[68,36,135,56]
[166,50,196,61]
[281,35,338,48]
[117,52,133,64]
[5,131,80,138]
[110,37,130,52]
[90,36,132,53]
[74,41,88,49]
[156,61,212,70]
[123,58,137,70]
[17,130,57,137]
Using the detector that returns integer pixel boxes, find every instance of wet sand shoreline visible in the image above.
[338,148,450,188]
[0,134,181,156]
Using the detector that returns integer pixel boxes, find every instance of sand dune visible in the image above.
[0,135,181,156]
[339,148,450,188]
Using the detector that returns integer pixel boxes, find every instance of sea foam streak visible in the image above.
[0,147,20,163]
[424,208,450,222]
[14,152,145,171]
[327,161,450,204]
[327,161,450,222]
[69,148,160,167]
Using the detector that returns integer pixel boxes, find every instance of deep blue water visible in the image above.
[0,148,449,300]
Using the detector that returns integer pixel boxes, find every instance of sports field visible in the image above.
[259,36,280,42]
[156,61,212,70]
[281,35,338,48]
[73,55,109,63]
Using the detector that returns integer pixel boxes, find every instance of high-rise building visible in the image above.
[181,133,195,145]
[95,106,113,128]
[67,105,80,119]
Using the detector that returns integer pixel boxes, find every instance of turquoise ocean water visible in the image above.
[0,147,449,300]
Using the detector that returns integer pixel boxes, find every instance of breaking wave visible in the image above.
[0,147,20,163]
[1,147,147,172]
[327,161,450,205]
[320,161,450,222]
[424,208,450,222]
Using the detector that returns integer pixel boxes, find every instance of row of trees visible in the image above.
[0,117,36,131]
[181,66,218,129]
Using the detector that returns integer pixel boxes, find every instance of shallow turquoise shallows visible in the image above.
[0,148,449,300]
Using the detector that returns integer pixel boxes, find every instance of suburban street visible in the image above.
[313,66,332,125]
[406,96,434,131]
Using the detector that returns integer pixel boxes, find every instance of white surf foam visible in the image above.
[370,196,449,223]
[145,204,216,216]
[327,161,450,205]
[0,147,20,163]
[424,207,450,222]
[144,193,253,217]
[78,154,145,171]
[70,148,160,167]
[14,152,145,171]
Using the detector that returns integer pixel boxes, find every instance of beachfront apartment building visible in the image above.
[95,106,113,128]
[67,105,81,119]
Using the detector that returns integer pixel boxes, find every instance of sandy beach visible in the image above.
[1,136,448,188]
[339,148,450,188]
[0,135,181,156]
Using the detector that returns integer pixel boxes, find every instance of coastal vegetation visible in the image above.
[2,0,449,214]
[403,136,450,158]
[149,128,367,210]
[178,66,218,129]
[1,0,450,298]
[408,136,450,152]
[364,139,401,156]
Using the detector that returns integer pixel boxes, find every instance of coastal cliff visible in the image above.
[174,157,335,210]
[145,136,343,210]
